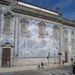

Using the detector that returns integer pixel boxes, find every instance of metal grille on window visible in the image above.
[38,21,46,38]
[20,18,29,36]
[3,11,13,35]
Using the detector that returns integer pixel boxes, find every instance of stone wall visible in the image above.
[13,57,71,66]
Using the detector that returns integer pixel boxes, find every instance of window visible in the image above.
[4,18,10,30]
[38,21,45,38]
[53,25,59,39]
[20,18,28,36]
[64,29,68,39]
[3,12,12,34]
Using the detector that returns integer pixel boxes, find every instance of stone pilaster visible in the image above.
[0,12,1,37]
[63,29,68,51]
[14,15,19,66]
[59,25,64,65]
[0,11,2,67]
[71,31,75,58]
[53,25,60,64]
[74,31,75,52]
[63,28,68,62]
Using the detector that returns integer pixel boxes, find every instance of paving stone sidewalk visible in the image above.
[0,62,74,75]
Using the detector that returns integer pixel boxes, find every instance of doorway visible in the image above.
[2,48,11,67]
[65,52,68,62]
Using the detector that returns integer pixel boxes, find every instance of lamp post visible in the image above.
[15,53,18,66]
[47,53,50,67]
[54,50,56,64]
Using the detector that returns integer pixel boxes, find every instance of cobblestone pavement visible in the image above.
[0,65,75,75]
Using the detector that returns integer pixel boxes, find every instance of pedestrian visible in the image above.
[38,65,40,69]
[41,62,44,69]
[62,60,64,66]
[7,61,10,67]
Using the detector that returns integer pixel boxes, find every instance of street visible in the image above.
[0,65,73,75]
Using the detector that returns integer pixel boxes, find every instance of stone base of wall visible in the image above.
[13,58,62,66]
[0,57,72,67]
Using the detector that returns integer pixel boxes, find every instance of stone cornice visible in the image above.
[11,4,62,22]
[62,18,75,27]
[0,0,75,27]
[11,4,75,27]
[0,0,10,6]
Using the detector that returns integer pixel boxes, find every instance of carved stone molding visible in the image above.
[4,11,13,18]
[0,0,75,27]
[20,18,28,23]
[38,21,45,26]
[53,25,59,29]
[1,42,13,47]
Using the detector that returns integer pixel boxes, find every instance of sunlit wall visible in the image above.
[0,5,60,58]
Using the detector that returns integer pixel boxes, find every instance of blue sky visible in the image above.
[21,0,75,20]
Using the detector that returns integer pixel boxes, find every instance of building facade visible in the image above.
[0,0,75,67]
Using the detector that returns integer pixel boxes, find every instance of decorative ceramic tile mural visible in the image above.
[18,19,59,58]
[0,5,74,59]
[0,5,59,58]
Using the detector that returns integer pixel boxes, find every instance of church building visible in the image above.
[0,0,75,67]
